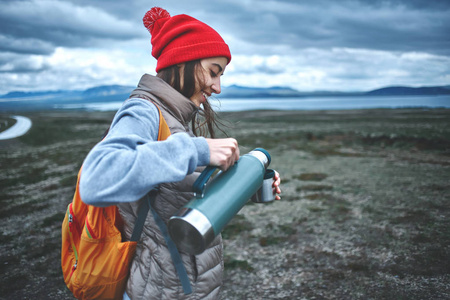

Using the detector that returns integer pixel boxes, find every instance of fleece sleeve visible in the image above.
[79,98,210,207]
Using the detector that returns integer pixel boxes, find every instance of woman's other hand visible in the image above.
[273,170,282,200]
[205,138,240,171]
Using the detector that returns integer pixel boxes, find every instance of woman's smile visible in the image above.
[190,56,228,107]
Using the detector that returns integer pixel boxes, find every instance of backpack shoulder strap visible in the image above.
[153,102,171,141]
[148,196,192,295]
[129,189,156,242]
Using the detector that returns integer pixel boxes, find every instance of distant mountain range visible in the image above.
[365,86,450,96]
[220,85,450,98]
[1,84,449,111]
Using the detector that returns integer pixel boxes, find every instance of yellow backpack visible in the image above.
[61,104,171,300]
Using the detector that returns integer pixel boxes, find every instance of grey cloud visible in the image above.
[0,53,50,73]
[0,0,448,93]
[10,0,448,56]
[255,64,284,75]
[234,64,284,75]
[278,0,450,11]
[0,35,54,55]
[209,0,450,55]
[0,0,142,55]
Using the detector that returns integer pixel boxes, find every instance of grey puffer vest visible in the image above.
[117,74,223,299]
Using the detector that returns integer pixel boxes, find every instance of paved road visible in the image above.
[0,116,32,140]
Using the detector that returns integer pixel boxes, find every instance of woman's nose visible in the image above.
[211,77,221,94]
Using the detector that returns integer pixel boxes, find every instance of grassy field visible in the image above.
[0,108,449,299]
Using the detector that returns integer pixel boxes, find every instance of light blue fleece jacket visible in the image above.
[79,98,210,207]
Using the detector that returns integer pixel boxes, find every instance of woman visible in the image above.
[79,7,281,299]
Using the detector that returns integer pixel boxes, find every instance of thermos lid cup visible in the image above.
[264,168,275,179]
[251,169,276,203]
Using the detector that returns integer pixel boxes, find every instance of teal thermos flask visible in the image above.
[168,148,271,255]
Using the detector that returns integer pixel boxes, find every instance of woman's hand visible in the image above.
[273,170,282,200]
[205,138,240,171]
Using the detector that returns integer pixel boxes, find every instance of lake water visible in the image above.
[54,95,450,112]
[0,115,32,140]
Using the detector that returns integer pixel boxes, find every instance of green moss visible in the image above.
[59,174,77,187]
[0,273,30,296]
[278,224,297,235]
[0,232,14,244]
[0,166,49,187]
[222,215,253,239]
[304,193,335,201]
[42,212,66,227]
[0,200,50,218]
[224,256,254,272]
[259,236,286,246]
[295,173,328,181]
[297,184,334,192]
[307,206,325,213]
[18,114,111,147]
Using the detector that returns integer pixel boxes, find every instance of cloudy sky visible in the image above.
[0,0,449,94]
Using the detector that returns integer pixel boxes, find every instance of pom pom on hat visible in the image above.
[143,7,231,72]
[143,7,170,33]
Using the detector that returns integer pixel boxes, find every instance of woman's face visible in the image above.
[190,56,228,107]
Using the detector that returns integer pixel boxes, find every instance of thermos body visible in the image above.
[168,149,271,255]
[187,153,265,233]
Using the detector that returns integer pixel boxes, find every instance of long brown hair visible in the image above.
[156,60,225,138]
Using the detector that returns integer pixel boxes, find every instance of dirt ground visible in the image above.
[0,108,449,299]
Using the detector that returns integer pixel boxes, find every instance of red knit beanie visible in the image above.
[143,7,232,72]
